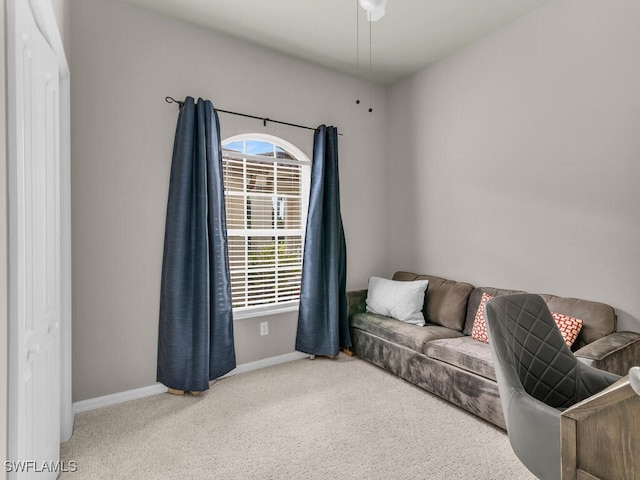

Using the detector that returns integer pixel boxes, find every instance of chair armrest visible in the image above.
[574,331,640,376]
[347,290,368,318]
[574,361,622,398]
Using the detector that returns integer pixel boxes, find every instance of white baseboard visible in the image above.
[72,383,168,414]
[221,351,309,378]
[72,351,310,414]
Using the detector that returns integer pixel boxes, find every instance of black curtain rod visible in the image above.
[165,97,342,136]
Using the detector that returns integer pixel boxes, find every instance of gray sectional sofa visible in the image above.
[347,271,640,429]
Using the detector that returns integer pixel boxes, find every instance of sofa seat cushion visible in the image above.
[350,312,464,353]
[425,336,497,381]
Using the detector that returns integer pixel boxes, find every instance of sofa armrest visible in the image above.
[574,331,640,376]
[347,290,368,318]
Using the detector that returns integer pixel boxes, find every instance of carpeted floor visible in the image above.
[60,355,535,479]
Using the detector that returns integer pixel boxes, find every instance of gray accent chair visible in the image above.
[484,293,620,480]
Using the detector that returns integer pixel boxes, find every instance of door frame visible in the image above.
[6,0,73,450]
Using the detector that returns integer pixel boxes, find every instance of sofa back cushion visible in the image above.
[538,294,616,350]
[464,287,616,350]
[464,287,525,336]
[393,271,473,332]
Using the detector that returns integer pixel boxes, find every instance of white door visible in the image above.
[8,0,61,478]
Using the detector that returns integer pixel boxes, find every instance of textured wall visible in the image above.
[70,0,389,401]
[388,0,640,332]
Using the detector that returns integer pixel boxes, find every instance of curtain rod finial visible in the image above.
[165,96,184,108]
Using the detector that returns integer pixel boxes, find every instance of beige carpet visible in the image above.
[60,355,535,479]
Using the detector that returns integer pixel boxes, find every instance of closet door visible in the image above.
[7,0,61,478]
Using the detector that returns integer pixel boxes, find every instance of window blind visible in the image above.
[222,143,307,311]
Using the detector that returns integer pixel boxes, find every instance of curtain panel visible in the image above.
[296,125,351,357]
[157,97,236,392]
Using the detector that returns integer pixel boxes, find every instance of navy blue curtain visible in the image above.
[157,97,236,392]
[295,125,350,357]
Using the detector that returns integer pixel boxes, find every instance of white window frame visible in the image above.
[222,133,311,320]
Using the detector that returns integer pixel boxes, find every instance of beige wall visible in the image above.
[50,0,70,54]
[388,0,640,332]
[71,0,640,404]
[70,0,389,401]
[1,1,7,475]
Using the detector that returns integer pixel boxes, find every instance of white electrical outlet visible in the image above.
[260,321,269,336]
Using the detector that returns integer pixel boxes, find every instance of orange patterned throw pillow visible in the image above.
[471,293,584,348]
[471,293,493,343]
[550,312,584,348]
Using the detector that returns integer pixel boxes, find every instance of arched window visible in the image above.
[222,134,311,316]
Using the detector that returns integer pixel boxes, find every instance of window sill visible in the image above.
[233,302,299,321]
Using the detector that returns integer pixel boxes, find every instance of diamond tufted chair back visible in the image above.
[484,293,619,480]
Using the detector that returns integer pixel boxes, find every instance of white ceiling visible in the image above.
[122,0,550,85]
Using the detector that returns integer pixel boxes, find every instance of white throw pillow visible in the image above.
[365,277,429,326]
